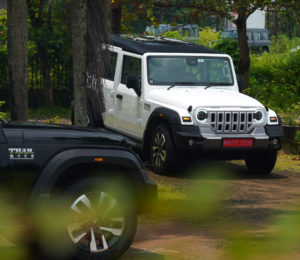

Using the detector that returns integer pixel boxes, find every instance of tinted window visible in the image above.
[253,32,261,40]
[246,32,252,40]
[104,52,118,81]
[261,31,269,40]
[121,56,141,85]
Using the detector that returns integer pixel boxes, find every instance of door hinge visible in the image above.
[137,119,142,126]
[108,109,114,115]
[139,99,143,106]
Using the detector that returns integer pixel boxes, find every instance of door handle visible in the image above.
[116,94,123,100]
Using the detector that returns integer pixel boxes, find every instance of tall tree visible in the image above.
[7,0,28,121]
[154,0,300,91]
[28,0,54,107]
[70,0,88,126]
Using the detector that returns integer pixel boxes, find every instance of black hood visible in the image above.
[2,121,130,147]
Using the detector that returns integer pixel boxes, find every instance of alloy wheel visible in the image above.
[67,192,125,253]
[152,132,167,167]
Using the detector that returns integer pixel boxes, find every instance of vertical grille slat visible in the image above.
[208,111,255,133]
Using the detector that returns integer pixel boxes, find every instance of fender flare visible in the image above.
[142,107,181,153]
[26,148,142,210]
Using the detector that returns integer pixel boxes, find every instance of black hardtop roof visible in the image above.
[110,35,222,55]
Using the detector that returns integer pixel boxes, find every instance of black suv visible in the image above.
[221,28,271,52]
[0,120,157,260]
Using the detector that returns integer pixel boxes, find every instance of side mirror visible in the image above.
[126,74,141,97]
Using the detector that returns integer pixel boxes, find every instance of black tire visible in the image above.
[245,150,277,175]
[150,123,183,175]
[36,177,137,260]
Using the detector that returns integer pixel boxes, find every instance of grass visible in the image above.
[3,106,71,122]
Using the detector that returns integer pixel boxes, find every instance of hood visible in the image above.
[148,87,263,109]
[3,121,129,147]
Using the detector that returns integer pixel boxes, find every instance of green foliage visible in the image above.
[295,132,300,142]
[211,38,240,69]
[281,102,300,126]
[246,48,300,111]
[0,9,7,45]
[270,34,300,54]
[162,30,183,40]
[0,101,5,118]
[199,27,221,47]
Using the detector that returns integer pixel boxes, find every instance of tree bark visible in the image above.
[7,0,28,121]
[235,7,250,91]
[71,0,88,126]
[111,4,122,34]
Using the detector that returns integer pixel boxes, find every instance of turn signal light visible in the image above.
[182,117,192,122]
[94,158,104,162]
[270,117,277,122]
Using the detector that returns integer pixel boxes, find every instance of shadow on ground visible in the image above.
[171,160,288,181]
[120,247,166,260]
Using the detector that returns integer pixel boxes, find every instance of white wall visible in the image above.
[224,10,266,29]
[247,10,266,29]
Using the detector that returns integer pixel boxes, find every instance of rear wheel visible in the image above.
[245,150,277,175]
[150,123,183,175]
[36,177,137,260]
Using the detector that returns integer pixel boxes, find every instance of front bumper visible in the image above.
[171,125,283,158]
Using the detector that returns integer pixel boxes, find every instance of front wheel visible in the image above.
[245,150,277,175]
[36,177,137,260]
[150,123,183,175]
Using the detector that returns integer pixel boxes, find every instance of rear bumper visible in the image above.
[171,125,283,158]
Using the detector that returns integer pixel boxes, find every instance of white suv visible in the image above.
[87,35,283,175]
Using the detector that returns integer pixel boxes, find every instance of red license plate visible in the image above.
[223,139,253,147]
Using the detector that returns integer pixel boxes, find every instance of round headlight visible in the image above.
[197,111,207,121]
[254,110,263,121]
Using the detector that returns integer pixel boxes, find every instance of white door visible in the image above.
[113,54,142,136]
[103,50,120,125]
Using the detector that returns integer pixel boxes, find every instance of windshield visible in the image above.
[221,30,238,39]
[147,56,234,86]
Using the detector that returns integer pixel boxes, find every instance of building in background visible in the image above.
[224,10,266,29]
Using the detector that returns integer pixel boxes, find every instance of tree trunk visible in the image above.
[37,44,53,107]
[7,0,28,121]
[111,4,122,34]
[71,0,88,126]
[235,8,250,91]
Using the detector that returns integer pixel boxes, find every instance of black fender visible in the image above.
[26,148,143,211]
[142,107,181,153]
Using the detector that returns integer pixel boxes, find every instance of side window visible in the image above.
[253,32,261,40]
[104,52,118,81]
[246,32,252,40]
[261,32,269,40]
[121,56,141,86]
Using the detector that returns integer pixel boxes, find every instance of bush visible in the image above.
[162,30,183,40]
[270,34,300,54]
[0,101,5,119]
[247,49,300,112]
[211,38,240,69]
[199,27,221,47]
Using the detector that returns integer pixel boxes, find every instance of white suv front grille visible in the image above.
[209,111,255,133]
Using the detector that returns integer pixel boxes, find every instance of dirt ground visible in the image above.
[1,161,300,260]
[119,162,300,260]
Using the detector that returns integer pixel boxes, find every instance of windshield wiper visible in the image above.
[168,82,196,90]
[204,83,231,90]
